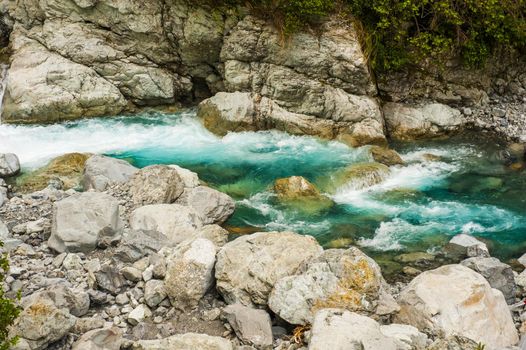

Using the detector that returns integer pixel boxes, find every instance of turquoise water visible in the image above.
[1,111,525,266]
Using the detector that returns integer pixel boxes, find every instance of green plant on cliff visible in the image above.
[215,0,525,70]
[0,242,20,350]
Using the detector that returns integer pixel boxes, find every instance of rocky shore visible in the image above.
[0,151,525,350]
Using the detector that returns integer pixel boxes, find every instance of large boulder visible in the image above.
[383,102,463,140]
[0,153,20,177]
[114,230,171,263]
[164,238,217,310]
[222,304,273,350]
[133,333,233,350]
[269,247,397,325]
[48,192,123,253]
[168,165,200,188]
[215,231,323,307]
[176,186,235,225]
[83,155,138,191]
[445,234,490,258]
[72,327,122,350]
[23,284,90,317]
[308,309,399,350]
[395,264,518,348]
[128,165,184,205]
[129,204,203,244]
[460,257,516,304]
[11,297,76,350]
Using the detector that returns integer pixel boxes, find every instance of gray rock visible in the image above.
[0,153,20,177]
[461,257,516,303]
[127,304,151,326]
[144,280,166,308]
[176,186,235,225]
[168,165,200,188]
[23,284,90,317]
[121,266,143,282]
[0,220,9,240]
[129,165,184,205]
[308,309,399,350]
[48,192,123,253]
[395,264,518,348]
[129,204,203,244]
[380,324,428,350]
[222,304,272,349]
[195,225,230,248]
[517,253,526,268]
[72,327,122,350]
[62,253,83,271]
[83,155,138,191]
[215,231,323,307]
[115,230,169,263]
[446,234,490,258]
[133,333,233,350]
[269,247,398,325]
[164,238,217,310]
[95,264,126,295]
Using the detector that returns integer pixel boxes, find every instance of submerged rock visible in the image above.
[273,176,334,214]
[308,309,399,350]
[129,165,184,205]
[369,146,404,166]
[318,162,390,193]
[384,102,463,140]
[269,247,397,325]
[49,192,123,253]
[83,155,138,191]
[215,231,323,307]
[16,153,90,192]
[0,153,20,178]
[395,264,518,348]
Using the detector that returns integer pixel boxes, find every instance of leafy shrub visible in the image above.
[0,242,20,350]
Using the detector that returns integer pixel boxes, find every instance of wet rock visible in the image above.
[461,257,516,303]
[83,155,138,191]
[222,304,273,349]
[129,165,184,205]
[318,162,390,193]
[370,146,404,166]
[215,231,323,307]
[115,230,169,263]
[0,153,20,177]
[164,238,216,310]
[129,204,202,244]
[394,252,435,265]
[144,280,166,308]
[446,234,490,258]
[395,264,518,348]
[48,192,123,253]
[12,298,76,350]
[383,102,463,140]
[273,176,334,214]
[269,247,397,325]
[176,186,235,225]
[133,333,233,350]
[95,264,126,295]
[72,327,122,350]
[308,309,399,350]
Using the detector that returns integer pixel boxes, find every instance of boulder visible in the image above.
[308,309,399,350]
[48,192,123,253]
[144,280,167,308]
[369,146,404,166]
[380,324,428,350]
[395,264,518,348]
[222,304,273,349]
[15,153,90,193]
[129,165,184,205]
[11,298,76,350]
[446,234,490,258]
[129,204,203,244]
[460,257,516,304]
[114,230,170,263]
[168,165,200,188]
[72,327,122,350]
[215,231,323,307]
[318,162,390,193]
[195,225,230,248]
[383,102,463,140]
[176,186,235,225]
[83,155,138,191]
[164,238,217,310]
[133,333,233,350]
[0,153,20,177]
[269,247,397,325]
[95,264,126,295]
[23,284,90,317]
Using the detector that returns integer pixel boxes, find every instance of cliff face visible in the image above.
[0,0,524,143]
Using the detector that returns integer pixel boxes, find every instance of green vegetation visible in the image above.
[216,0,525,71]
[0,242,20,350]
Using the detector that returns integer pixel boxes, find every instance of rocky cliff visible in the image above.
[0,0,524,143]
